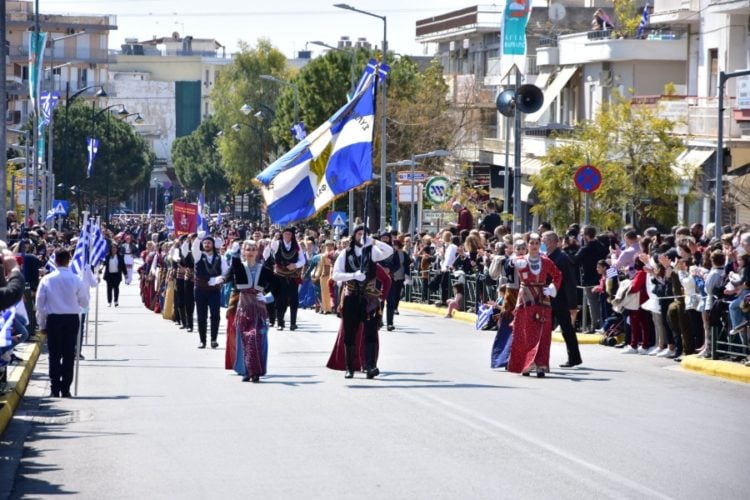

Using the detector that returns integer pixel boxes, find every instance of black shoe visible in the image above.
[366,367,380,379]
[61,391,73,398]
[242,376,250,382]
[198,343,206,349]
[386,325,395,331]
[394,310,399,315]
[289,324,297,331]
[344,370,354,379]
[49,390,60,398]
[277,324,285,331]
[115,303,119,307]
[76,354,85,360]
[522,372,530,377]
[187,328,193,333]
[179,325,187,330]
[536,372,546,378]
[211,341,219,349]
[251,376,260,383]
[559,361,581,368]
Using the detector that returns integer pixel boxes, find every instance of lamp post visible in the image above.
[334,3,387,231]
[259,74,300,134]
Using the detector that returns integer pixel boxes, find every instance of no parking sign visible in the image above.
[574,165,602,193]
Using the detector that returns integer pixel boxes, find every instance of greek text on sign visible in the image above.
[396,170,427,182]
[425,176,452,204]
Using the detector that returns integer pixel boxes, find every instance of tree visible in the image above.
[172,116,229,197]
[212,39,288,192]
[531,92,685,231]
[52,101,153,212]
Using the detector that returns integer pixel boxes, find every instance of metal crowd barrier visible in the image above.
[403,270,498,313]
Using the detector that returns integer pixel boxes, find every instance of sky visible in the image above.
[42,0,487,58]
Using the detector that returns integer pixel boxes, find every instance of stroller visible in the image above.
[600,312,626,347]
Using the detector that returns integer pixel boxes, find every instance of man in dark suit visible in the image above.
[574,225,609,331]
[543,231,583,367]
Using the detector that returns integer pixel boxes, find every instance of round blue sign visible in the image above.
[574,165,602,193]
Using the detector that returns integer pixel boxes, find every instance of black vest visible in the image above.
[344,246,376,280]
[228,256,272,289]
[195,252,222,279]
[274,241,299,266]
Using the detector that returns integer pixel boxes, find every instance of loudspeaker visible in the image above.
[516,84,544,114]
[495,89,516,117]
[495,84,544,117]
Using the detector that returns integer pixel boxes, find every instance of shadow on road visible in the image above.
[347,383,514,389]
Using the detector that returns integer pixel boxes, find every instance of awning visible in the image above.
[673,148,714,179]
[525,65,578,123]
[489,182,533,202]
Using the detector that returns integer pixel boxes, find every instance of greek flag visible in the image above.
[45,208,56,222]
[147,207,152,219]
[476,304,494,330]
[636,3,650,38]
[291,122,307,141]
[1,308,16,349]
[197,193,208,231]
[72,220,107,275]
[86,137,99,178]
[216,210,223,226]
[40,91,60,126]
[255,60,384,225]
[606,267,619,279]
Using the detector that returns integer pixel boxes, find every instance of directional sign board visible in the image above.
[574,165,602,193]
[397,170,427,183]
[326,210,347,227]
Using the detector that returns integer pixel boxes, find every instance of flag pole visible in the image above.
[74,211,89,396]
[94,216,101,360]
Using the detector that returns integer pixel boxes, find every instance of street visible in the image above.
[2,279,749,500]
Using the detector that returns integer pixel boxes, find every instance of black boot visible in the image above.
[344,345,355,379]
[364,343,379,379]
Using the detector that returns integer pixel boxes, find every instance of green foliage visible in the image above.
[614,0,644,38]
[212,39,288,192]
[171,117,229,196]
[531,92,685,231]
[52,101,153,205]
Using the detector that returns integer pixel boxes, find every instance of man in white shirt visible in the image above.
[36,248,89,398]
[263,227,305,331]
[187,234,229,349]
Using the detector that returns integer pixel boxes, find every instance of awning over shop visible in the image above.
[673,148,715,179]
[525,65,579,123]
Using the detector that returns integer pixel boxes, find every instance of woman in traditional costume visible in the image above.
[507,233,562,377]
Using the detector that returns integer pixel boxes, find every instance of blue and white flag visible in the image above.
[476,304,494,330]
[255,60,384,225]
[72,220,107,275]
[45,208,56,222]
[1,308,17,349]
[86,137,99,178]
[216,210,223,226]
[197,193,209,231]
[636,3,650,38]
[147,206,152,219]
[291,122,307,141]
[40,91,60,126]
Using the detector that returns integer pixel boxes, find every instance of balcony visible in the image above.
[632,95,749,139]
[651,0,702,23]
[557,30,687,66]
[7,46,111,65]
[707,0,750,15]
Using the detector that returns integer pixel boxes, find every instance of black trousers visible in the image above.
[386,279,404,327]
[553,306,582,365]
[47,314,79,394]
[182,279,195,329]
[342,294,380,370]
[105,277,121,304]
[174,278,185,324]
[276,277,299,327]
[195,287,220,344]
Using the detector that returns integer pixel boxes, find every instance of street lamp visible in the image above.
[259,74,300,132]
[334,3,388,231]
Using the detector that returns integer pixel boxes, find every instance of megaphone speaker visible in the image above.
[495,89,516,117]
[516,84,544,114]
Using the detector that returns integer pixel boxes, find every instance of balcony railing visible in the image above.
[7,46,111,64]
[633,95,747,138]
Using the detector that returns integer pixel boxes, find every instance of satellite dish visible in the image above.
[549,3,566,23]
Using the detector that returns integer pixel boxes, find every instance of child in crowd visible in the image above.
[445,283,464,318]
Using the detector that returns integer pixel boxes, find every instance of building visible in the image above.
[107,33,233,211]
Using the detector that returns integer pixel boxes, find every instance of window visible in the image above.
[708,48,718,97]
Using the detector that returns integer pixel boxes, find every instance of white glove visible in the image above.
[543,284,557,298]
[363,236,373,247]
[215,276,225,285]
[198,230,206,240]
[352,270,366,282]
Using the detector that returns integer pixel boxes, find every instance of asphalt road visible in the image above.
[2,278,749,499]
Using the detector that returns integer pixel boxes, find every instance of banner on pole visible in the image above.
[173,201,198,236]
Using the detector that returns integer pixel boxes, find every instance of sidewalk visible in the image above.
[0,336,43,437]
[399,301,750,383]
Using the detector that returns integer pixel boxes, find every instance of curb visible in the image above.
[398,302,604,344]
[681,354,750,384]
[0,337,43,438]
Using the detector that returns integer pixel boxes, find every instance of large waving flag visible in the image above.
[255,60,384,225]
[636,3,650,38]
[72,219,107,275]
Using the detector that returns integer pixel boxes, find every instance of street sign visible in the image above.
[51,200,69,215]
[397,170,427,182]
[574,165,602,193]
[424,176,452,204]
[422,209,451,222]
[326,210,347,227]
[397,184,420,203]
